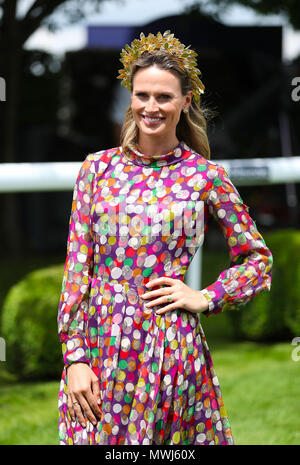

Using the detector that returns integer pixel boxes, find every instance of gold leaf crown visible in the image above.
[117,30,205,103]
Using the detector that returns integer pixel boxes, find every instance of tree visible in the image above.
[0,0,115,164]
[186,0,300,30]
[0,0,113,254]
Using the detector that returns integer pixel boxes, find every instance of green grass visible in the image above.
[0,378,60,445]
[0,253,64,445]
[207,340,300,445]
[0,339,298,445]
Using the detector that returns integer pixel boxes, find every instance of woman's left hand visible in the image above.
[141,277,209,315]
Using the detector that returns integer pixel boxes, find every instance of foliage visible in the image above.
[0,1,108,45]
[226,228,300,341]
[185,0,300,30]
[1,264,65,381]
[0,0,110,168]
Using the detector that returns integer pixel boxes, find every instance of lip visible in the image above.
[141,114,165,127]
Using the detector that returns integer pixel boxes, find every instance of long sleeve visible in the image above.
[200,163,273,317]
[57,154,96,369]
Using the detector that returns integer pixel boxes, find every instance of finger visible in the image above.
[86,387,103,420]
[145,293,176,309]
[79,393,99,426]
[91,378,102,410]
[72,397,87,428]
[156,299,182,315]
[67,395,76,422]
[142,288,171,300]
[146,277,175,288]
[155,304,176,315]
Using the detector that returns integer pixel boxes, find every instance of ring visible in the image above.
[167,294,173,303]
[73,401,79,406]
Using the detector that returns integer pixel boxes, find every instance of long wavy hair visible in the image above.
[120,50,214,160]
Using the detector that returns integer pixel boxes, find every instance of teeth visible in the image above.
[144,116,161,122]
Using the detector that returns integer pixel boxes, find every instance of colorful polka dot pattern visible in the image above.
[57,142,273,445]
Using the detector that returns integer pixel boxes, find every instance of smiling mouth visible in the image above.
[141,115,165,124]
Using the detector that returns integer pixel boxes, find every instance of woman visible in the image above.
[57,31,273,445]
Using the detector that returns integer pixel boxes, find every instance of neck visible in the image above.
[137,134,180,156]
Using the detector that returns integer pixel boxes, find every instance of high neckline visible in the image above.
[123,141,191,167]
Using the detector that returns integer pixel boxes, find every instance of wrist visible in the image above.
[66,361,89,373]
[198,290,209,313]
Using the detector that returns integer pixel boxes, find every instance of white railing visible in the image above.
[1,156,300,192]
[1,157,299,290]
[0,162,81,193]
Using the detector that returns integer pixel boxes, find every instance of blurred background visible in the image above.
[0,0,300,445]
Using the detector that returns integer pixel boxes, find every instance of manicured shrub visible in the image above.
[1,264,64,381]
[227,228,300,341]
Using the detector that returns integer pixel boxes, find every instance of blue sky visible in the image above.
[19,0,300,61]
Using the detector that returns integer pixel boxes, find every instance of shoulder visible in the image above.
[86,146,121,165]
[182,143,228,178]
[80,146,121,175]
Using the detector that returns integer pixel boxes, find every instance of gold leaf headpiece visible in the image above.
[117,30,205,103]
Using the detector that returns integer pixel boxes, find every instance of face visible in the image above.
[131,65,192,146]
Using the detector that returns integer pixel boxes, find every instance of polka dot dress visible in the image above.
[57,142,273,445]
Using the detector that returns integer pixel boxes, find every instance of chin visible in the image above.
[139,123,167,137]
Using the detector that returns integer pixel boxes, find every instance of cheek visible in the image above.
[131,99,145,117]
[168,106,183,124]
[130,101,140,122]
[131,96,138,110]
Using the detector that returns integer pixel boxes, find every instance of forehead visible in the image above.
[132,65,182,93]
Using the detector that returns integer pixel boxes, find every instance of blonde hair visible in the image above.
[120,51,214,160]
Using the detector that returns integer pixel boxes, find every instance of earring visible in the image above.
[183,107,189,114]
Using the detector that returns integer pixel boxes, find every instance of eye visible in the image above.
[158,94,171,101]
[135,92,148,99]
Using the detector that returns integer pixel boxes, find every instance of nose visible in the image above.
[145,96,158,113]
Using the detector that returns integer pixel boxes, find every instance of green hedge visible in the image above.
[226,228,300,341]
[1,264,64,381]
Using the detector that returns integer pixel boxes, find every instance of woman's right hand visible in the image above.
[66,362,103,428]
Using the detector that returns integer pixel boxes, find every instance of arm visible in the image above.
[57,150,115,427]
[57,153,96,369]
[200,163,273,317]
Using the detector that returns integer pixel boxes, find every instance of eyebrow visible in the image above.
[133,90,174,96]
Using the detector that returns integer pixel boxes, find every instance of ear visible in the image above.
[183,90,192,110]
